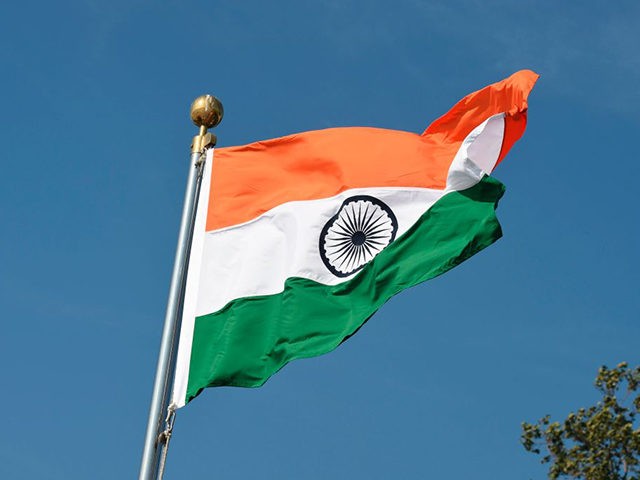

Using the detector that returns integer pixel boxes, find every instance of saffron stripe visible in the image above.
[207,70,537,231]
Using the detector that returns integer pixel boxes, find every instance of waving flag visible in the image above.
[171,70,538,406]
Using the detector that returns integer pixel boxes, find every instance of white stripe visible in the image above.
[195,186,444,316]
[172,114,504,407]
[171,149,213,408]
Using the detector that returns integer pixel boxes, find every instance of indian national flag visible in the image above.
[171,70,538,407]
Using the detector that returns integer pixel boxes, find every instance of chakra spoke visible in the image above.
[338,217,355,236]
[347,204,360,234]
[364,239,386,246]
[337,244,357,269]
[363,229,391,238]
[328,240,357,256]
[334,241,356,263]
[331,224,354,238]
[353,245,362,265]
[364,204,377,230]
[363,213,388,235]
[327,242,356,253]
[327,236,355,246]
[365,235,391,242]
[361,241,374,257]
[361,202,372,231]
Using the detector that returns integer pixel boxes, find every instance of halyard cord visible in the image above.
[156,403,177,479]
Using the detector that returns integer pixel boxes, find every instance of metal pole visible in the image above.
[139,95,223,480]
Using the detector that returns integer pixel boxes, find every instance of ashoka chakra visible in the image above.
[319,195,398,277]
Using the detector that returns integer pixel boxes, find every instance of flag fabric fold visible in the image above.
[171,70,538,407]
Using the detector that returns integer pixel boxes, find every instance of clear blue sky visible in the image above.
[1,1,639,479]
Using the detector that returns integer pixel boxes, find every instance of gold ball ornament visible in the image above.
[190,95,224,129]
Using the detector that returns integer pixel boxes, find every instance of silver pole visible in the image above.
[139,151,202,480]
[139,95,223,480]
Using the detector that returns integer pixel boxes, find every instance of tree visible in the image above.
[521,363,640,480]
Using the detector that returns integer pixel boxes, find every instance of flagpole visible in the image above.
[139,95,223,480]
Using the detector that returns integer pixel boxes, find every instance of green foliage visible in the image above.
[522,363,640,480]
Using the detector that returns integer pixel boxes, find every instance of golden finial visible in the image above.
[190,95,224,153]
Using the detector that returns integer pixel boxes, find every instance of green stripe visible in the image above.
[186,176,505,403]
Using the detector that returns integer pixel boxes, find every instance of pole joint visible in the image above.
[191,131,217,154]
